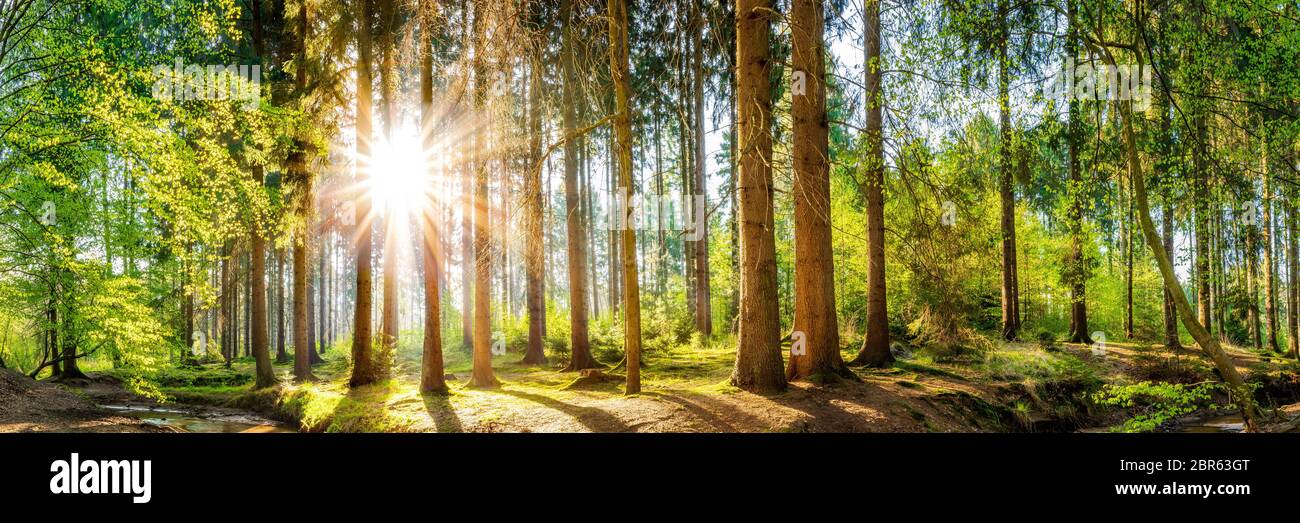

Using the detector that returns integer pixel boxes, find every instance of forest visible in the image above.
[0,0,1298,434]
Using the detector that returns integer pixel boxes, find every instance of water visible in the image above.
[1176,414,1245,433]
[101,404,295,433]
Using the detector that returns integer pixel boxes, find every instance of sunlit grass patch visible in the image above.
[981,343,1097,383]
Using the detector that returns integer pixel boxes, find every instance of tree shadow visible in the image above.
[422,393,464,433]
[676,391,773,429]
[495,388,630,432]
[642,391,736,431]
[765,380,895,432]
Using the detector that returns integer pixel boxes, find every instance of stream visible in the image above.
[1175,414,1246,433]
[101,404,295,433]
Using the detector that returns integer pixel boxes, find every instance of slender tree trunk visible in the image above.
[468,2,498,388]
[377,0,399,376]
[996,0,1019,340]
[731,0,785,393]
[1194,116,1213,334]
[459,2,475,352]
[521,4,548,365]
[244,253,251,358]
[350,0,377,387]
[1262,131,1280,352]
[287,0,316,382]
[220,247,230,365]
[249,175,274,384]
[1063,0,1092,345]
[1289,185,1300,359]
[293,228,312,380]
[1161,201,1180,349]
[418,0,447,393]
[560,0,598,371]
[1125,171,1134,339]
[608,133,621,317]
[1101,40,1261,430]
[691,2,711,337]
[318,238,328,354]
[276,248,288,362]
[607,0,641,394]
[1249,213,1262,351]
[852,0,891,366]
[307,249,320,364]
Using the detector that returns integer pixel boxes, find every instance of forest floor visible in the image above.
[0,368,169,432]
[7,333,1300,433]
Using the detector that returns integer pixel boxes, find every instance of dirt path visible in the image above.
[0,369,171,433]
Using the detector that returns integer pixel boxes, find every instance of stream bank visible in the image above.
[0,368,293,433]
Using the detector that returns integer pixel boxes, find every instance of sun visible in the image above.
[368,126,436,220]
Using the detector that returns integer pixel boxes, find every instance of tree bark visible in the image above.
[560,0,599,371]
[418,0,447,394]
[276,248,288,362]
[607,0,642,394]
[350,0,378,387]
[1262,130,1280,352]
[691,1,711,337]
[787,0,850,382]
[377,0,399,376]
[521,0,548,366]
[730,0,785,393]
[1194,115,1213,334]
[996,0,1019,340]
[852,0,892,366]
[1063,0,1093,345]
[467,1,498,388]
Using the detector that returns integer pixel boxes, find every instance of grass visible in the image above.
[89,328,1300,433]
[148,330,752,432]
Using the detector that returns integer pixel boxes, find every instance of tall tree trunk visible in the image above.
[731,0,785,393]
[468,2,498,388]
[1249,213,1262,351]
[607,0,641,394]
[1262,131,1280,352]
[996,0,1019,340]
[1125,171,1134,339]
[1161,199,1180,349]
[521,3,548,365]
[244,253,251,357]
[1289,185,1300,359]
[276,248,288,362]
[459,2,475,351]
[852,0,891,366]
[220,246,231,365]
[560,0,599,371]
[350,0,378,387]
[608,133,621,317]
[288,0,316,382]
[1063,0,1092,345]
[307,250,319,363]
[691,2,711,337]
[787,0,849,382]
[293,226,312,380]
[249,182,274,384]
[319,238,328,354]
[377,0,399,376]
[1194,115,1213,334]
[419,0,448,393]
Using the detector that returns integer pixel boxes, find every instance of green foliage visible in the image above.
[1092,381,1220,433]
